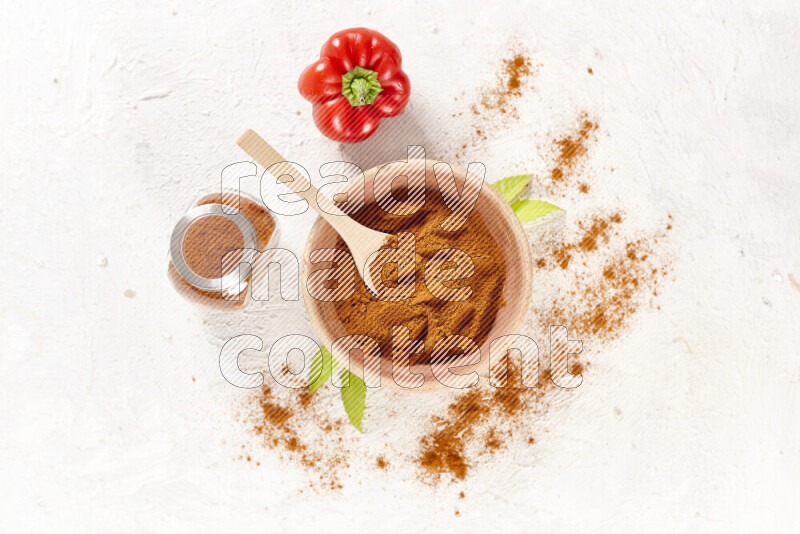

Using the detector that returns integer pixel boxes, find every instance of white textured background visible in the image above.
[2,1,800,532]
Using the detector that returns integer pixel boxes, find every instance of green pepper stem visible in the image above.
[341,66,383,107]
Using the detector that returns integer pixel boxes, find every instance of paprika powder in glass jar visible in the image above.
[167,190,277,310]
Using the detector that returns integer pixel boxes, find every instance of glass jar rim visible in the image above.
[169,203,260,292]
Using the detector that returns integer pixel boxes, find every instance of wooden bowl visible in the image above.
[301,159,533,391]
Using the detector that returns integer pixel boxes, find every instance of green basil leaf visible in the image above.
[308,348,366,432]
[339,369,367,433]
[510,199,562,223]
[308,346,335,394]
[492,174,533,203]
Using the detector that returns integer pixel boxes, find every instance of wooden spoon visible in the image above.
[236,129,391,294]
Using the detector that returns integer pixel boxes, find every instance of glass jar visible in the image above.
[167,190,278,310]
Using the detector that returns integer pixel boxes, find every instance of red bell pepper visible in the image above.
[298,28,411,143]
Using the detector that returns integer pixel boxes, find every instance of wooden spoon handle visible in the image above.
[236,129,343,217]
[236,129,391,295]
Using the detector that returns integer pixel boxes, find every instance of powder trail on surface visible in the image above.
[239,384,350,491]
[452,46,538,158]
